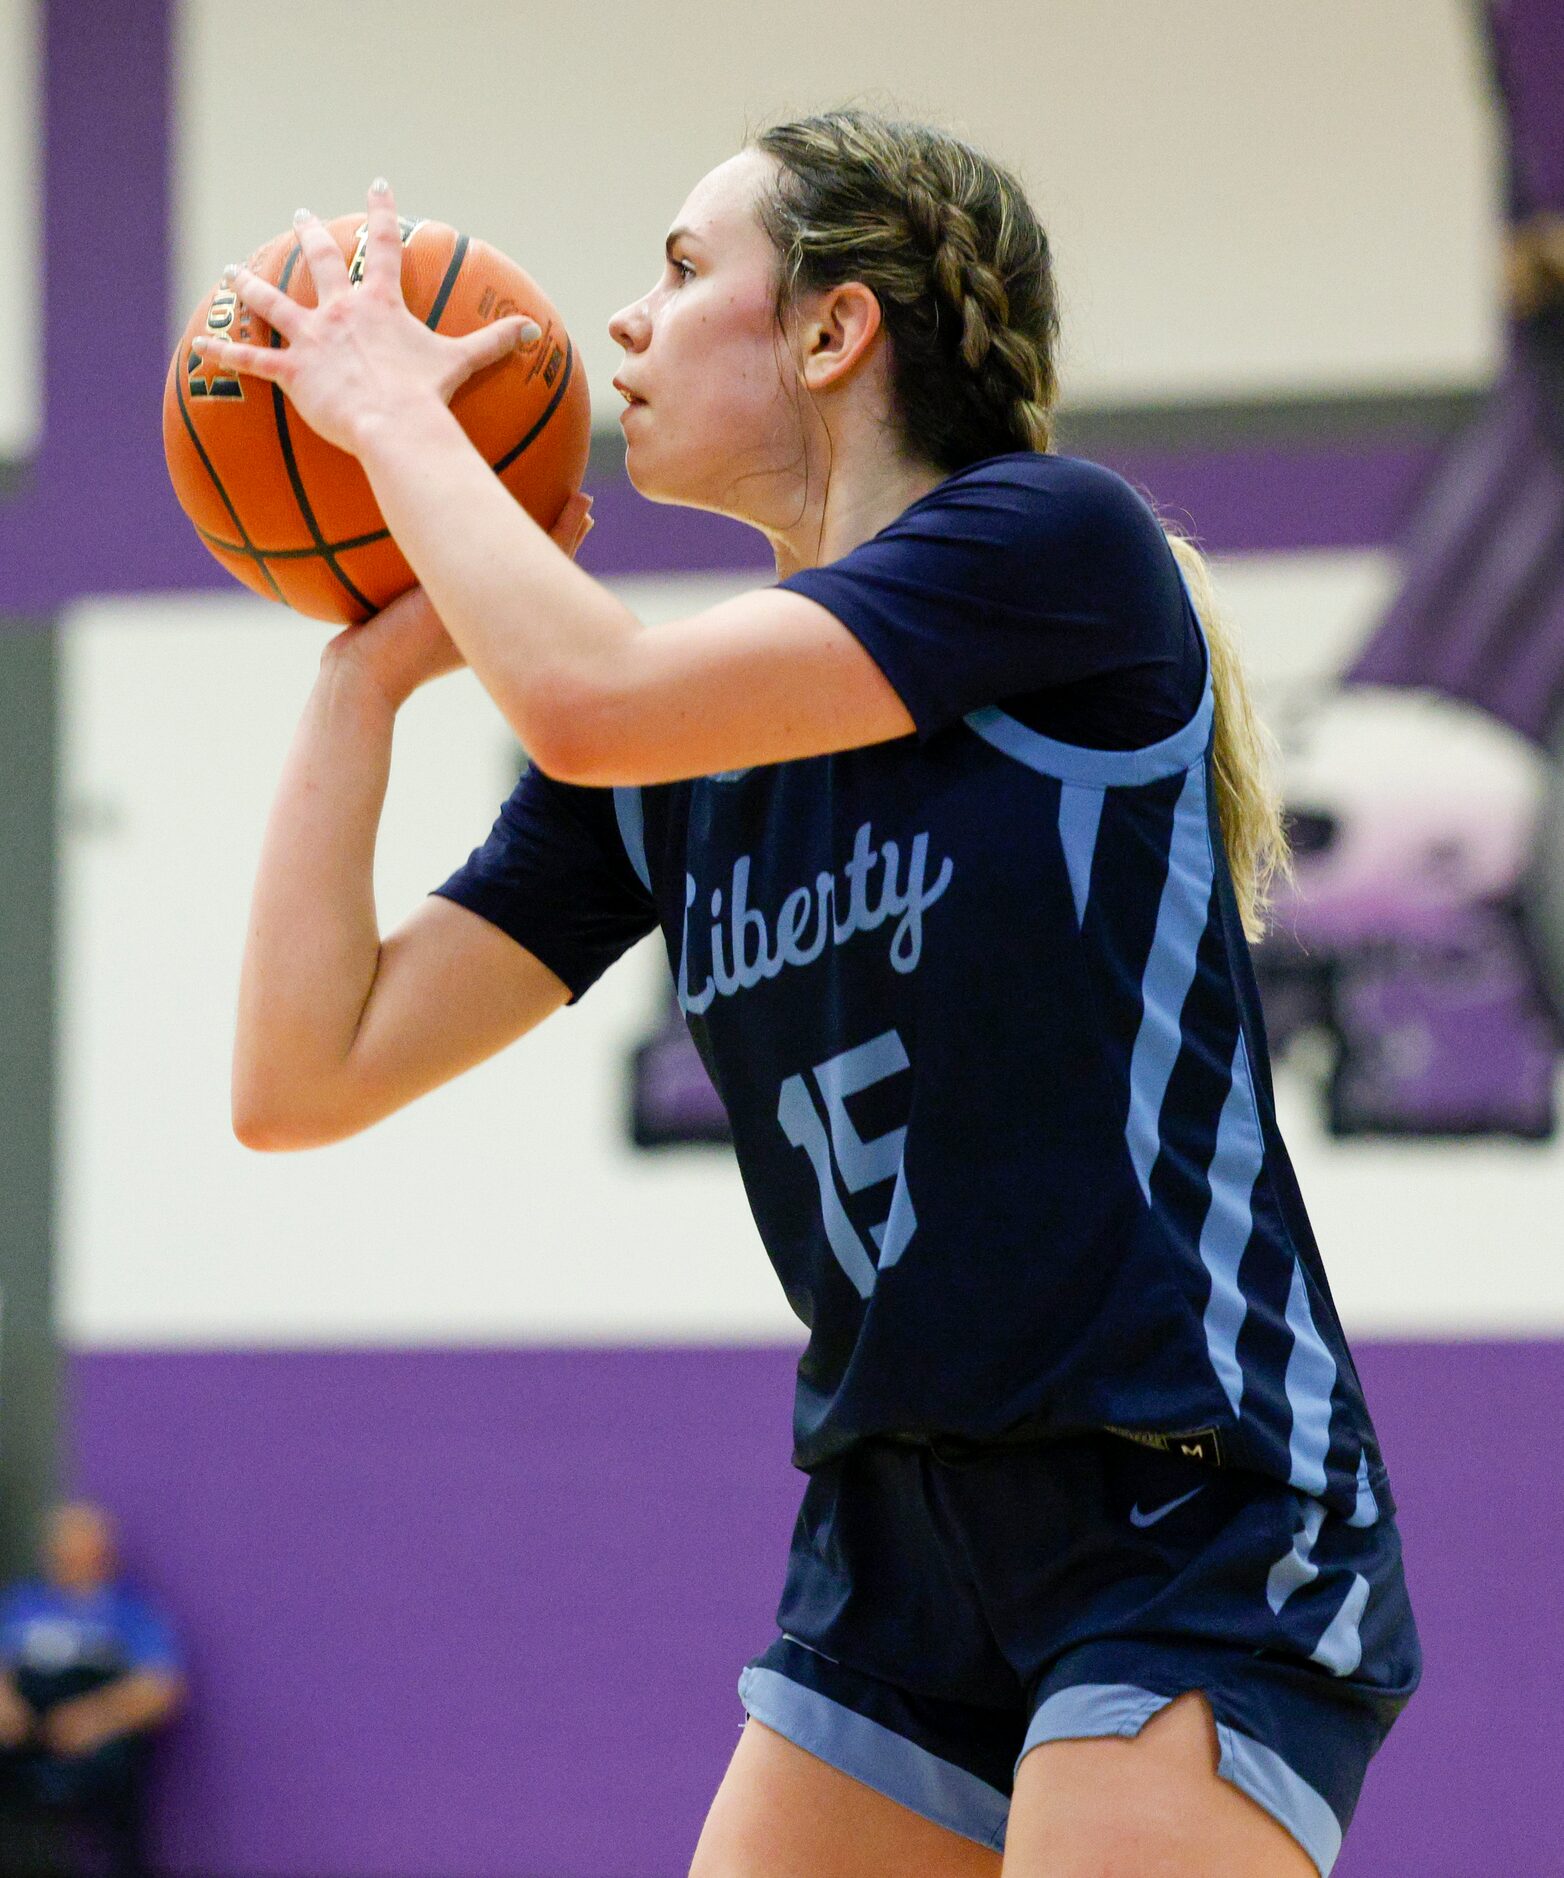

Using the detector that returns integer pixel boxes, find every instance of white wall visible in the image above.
[0,0,39,460]
[173,0,1500,417]
[57,574,789,1349]
[57,556,1564,1350]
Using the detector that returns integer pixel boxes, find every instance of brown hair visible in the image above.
[752,107,1290,936]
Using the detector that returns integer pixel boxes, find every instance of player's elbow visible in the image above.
[232,1102,312,1152]
[233,1058,406,1149]
[233,1110,361,1152]
[517,668,633,787]
[231,1085,354,1153]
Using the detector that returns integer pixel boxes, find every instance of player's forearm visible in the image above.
[232,655,396,1148]
[354,396,640,772]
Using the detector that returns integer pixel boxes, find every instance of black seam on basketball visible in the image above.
[270,243,379,618]
[194,522,392,561]
[492,335,574,474]
[174,366,287,604]
[424,233,469,331]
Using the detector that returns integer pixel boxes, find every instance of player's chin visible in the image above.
[621,427,701,507]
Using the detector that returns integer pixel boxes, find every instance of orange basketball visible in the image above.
[163,213,592,623]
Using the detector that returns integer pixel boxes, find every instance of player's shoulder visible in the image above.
[898,450,1166,551]
[938,448,1158,513]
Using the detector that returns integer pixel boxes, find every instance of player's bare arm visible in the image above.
[194,179,920,785]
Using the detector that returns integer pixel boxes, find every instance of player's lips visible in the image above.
[613,378,647,406]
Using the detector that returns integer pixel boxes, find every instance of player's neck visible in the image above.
[767,434,945,579]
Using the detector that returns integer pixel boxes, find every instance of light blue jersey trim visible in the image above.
[611,786,651,893]
[1057,783,1105,926]
[1348,1452,1380,1528]
[1266,1505,1369,1678]
[1312,1573,1370,1679]
[965,584,1342,1503]
[1019,1681,1167,1756]
[965,678,1213,788]
[1020,1682,1342,1875]
[1267,1501,1327,1615]
[1199,977,1339,1496]
[1215,1721,1344,1875]
[1196,1028,1265,1418]
[1124,763,1213,1201]
[1283,1258,1338,1497]
[738,1665,1009,1852]
[962,565,1211,789]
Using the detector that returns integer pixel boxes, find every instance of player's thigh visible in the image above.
[1001,1691,1315,1878]
[690,1718,1002,1878]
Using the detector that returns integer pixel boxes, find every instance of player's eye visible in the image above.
[668,258,694,284]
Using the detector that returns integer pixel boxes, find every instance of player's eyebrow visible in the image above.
[665,227,698,260]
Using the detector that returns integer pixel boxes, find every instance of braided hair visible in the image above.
[751,109,1290,937]
[753,109,1059,472]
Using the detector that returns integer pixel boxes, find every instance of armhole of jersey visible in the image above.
[612,785,653,895]
[963,572,1213,787]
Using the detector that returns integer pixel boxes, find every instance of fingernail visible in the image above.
[190,335,208,350]
[370,177,390,196]
[292,207,311,227]
[517,320,542,345]
[220,262,238,283]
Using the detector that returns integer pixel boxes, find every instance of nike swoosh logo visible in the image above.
[1129,1485,1206,1528]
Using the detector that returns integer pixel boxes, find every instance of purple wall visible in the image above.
[70,1341,1564,1877]
[70,1348,803,1877]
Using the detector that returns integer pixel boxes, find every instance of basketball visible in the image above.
[162,213,592,623]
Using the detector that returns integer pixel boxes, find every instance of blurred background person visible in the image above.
[0,1503,185,1878]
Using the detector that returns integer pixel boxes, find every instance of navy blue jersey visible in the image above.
[435,452,1390,1522]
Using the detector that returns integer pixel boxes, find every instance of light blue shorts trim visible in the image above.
[738,1664,1010,1852]
[1019,1681,1344,1876]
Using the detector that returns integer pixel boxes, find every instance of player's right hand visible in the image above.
[322,581,463,709]
[323,494,594,709]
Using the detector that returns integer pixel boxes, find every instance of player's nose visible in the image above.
[608,294,651,353]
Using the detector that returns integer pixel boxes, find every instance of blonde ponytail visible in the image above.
[1163,532,1291,942]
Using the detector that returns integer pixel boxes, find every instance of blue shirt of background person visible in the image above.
[0,1502,184,1764]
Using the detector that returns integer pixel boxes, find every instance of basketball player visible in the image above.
[204,112,1420,1876]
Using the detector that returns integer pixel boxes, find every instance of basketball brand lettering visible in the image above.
[348,215,422,285]
[678,821,954,1015]
[187,289,244,400]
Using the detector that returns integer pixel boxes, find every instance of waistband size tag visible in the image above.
[1104,1424,1226,1468]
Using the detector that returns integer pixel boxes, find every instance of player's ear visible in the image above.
[799,282,883,393]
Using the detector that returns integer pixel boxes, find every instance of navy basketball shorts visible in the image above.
[738,1433,1420,1875]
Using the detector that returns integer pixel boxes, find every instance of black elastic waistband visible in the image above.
[874,1422,1227,1469]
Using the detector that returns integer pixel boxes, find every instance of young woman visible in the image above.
[208,111,1419,1877]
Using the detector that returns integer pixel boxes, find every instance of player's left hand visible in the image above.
[188,180,535,457]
